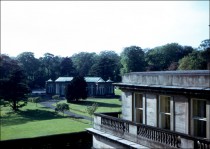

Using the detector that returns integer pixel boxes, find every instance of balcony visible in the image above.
[92,112,210,149]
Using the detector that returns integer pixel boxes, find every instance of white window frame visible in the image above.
[133,93,145,124]
[158,95,174,131]
[191,98,209,139]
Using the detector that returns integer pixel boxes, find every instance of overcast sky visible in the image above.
[1,1,209,58]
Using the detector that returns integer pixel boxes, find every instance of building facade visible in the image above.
[46,77,114,97]
[87,70,210,148]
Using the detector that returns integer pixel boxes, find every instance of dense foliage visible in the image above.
[0,63,31,111]
[65,76,88,102]
[55,103,70,116]
[1,39,209,91]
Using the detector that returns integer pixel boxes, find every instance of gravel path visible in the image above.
[39,100,92,121]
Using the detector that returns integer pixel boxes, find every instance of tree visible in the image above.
[40,53,62,80]
[178,51,206,70]
[145,43,193,71]
[71,52,97,76]
[28,97,40,107]
[0,54,20,79]
[0,68,31,111]
[65,76,88,102]
[55,103,69,116]
[52,95,61,105]
[201,47,210,69]
[199,39,210,69]
[60,57,77,76]
[120,46,146,75]
[86,103,98,124]
[89,51,120,81]
[198,39,210,51]
[17,52,40,88]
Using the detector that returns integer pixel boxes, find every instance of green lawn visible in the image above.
[114,88,122,96]
[0,102,90,141]
[55,98,122,118]
[1,98,122,141]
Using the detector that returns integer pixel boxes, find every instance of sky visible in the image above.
[1,1,209,58]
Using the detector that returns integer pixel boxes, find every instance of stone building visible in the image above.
[87,70,210,148]
[46,77,114,97]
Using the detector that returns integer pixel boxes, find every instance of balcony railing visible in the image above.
[94,112,210,149]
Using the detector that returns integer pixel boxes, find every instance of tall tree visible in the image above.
[198,39,210,51]
[60,57,77,76]
[0,67,30,111]
[39,53,62,81]
[0,55,19,79]
[71,52,97,76]
[199,39,210,69]
[145,43,193,71]
[178,51,206,70]
[120,46,146,75]
[65,76,87,102]
[17,52,40,88]
[89,51,120,81]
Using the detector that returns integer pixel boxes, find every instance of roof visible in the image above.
[114,83,210,91]
[97,78,105,83]
[55,77,73,82]
[85,77,101,82]
[113,82,210,99]
[106,79,113,82]
[122,70,210,88]
[55,77,102,83]
[46,79,53,82]
[127,70,210,76]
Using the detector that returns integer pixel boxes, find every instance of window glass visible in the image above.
[134,93,144,124]
[160,96,170,113]
[159,95,171,130]
[192,99,207,138]
[135,94,143,108]
[193,100,206,118]
[194,119,206,138]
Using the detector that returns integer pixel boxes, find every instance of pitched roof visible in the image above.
[97,78,105,82]
[85,77,101,82]
[55,77,73,82]
[46,79,53,82]
[55,77,102,83]
[106,79,113,82]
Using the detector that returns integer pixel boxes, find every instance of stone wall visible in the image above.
[122,70,210,88]
[121,91,133,121]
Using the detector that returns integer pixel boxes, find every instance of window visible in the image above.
[159,95,173,130]
[133,93,145,124]
[191,99,207,138]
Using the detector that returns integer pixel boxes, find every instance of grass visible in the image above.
[55,98,122,118]
[0,102,90,141]
[1,97,122,141]
[114,88,122,96]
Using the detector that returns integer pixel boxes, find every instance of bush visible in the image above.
[86,103,98,124]
[28,97,40,107]
[55,103,69,116]
[52,95,60,100]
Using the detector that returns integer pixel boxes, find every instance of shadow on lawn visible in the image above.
[1,109,64,126]
[70,100,121,108]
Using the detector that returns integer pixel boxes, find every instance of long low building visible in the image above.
[87,70,210,148]
[46,77,115,97]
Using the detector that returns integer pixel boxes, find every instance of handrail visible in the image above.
[94,112,210,148]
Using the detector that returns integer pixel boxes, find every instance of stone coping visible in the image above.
[86,128,148,149]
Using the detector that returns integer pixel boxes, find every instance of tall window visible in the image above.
[192,99,207,138]
[159,95,173,130]
[133,93,144,124]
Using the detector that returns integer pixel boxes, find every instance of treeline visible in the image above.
[1,39,209,89]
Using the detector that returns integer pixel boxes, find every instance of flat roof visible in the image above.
[126,70,210,76]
